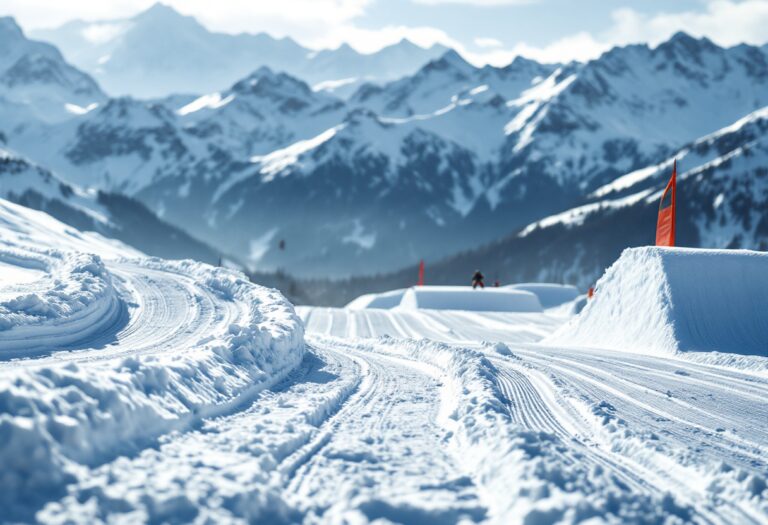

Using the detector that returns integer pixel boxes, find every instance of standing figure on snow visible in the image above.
[472,270,485,289]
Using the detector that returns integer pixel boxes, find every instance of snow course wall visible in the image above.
[399,286,543,312]
[547,247,768,357]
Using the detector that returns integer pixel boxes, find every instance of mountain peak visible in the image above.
[232,66,314,100]
[656,31,719,56]
[0,16,24,40]
[424,49,473,74]
[133,2,190,24]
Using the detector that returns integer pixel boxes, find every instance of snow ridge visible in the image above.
[0,206,305,521]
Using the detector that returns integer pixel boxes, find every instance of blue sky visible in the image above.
[3,0,768,63]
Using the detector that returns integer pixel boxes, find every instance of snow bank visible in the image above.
[398,285,542,312]
[506,283,579,308]
[364,336,689,523]
[345,288,406,309]
[0,251,122,358]
[0,260,305,520]
[548,247,768,360]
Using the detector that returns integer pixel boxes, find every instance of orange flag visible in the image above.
[418,260,425,286]
[656,160,677,247]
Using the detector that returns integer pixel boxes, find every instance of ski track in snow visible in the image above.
[295,307,768,524]
[0,262,225,368]
[2,250,766,523]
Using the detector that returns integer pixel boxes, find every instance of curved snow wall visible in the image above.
[547,247,768,356]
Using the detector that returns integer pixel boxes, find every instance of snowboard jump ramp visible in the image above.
[548,247,768,357]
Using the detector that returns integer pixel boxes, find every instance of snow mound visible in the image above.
[506,282,580,308]
[548,247,768,358]
[398,286,542,312]
[345,288,406,309]
[0,250,122,358]
[0,260,305,519]
[0,198,306,520]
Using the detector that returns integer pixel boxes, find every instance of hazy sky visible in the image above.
[3,0,768,64]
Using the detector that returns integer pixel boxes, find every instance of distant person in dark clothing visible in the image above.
[472,270,485,289]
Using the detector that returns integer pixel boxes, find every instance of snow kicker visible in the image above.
[548,246,768,361]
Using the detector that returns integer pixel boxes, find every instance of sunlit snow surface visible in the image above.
[0,198,766,524]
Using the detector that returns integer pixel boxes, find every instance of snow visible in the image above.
[312,77,358,92]
[0,200,766,523]
[507,282,580,308]
[548,247,768,365]
[176,92,235,116]
[345,289,407,309]
[0,198,305,521]
[519,189,653,237]
[0,260,43,286]
[299,307,768,523]
[341,219,376,250]
[251,125,345,181]
[399,285,543,312]
[64,102,98,115]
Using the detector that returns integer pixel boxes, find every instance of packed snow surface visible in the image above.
[1,201,766,524]
[398,285,543,312]
[548,247,768,363]
[0,198,304,522]
[506,282,580,308]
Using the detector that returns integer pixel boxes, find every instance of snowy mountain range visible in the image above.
[333,105,768,299]
[30,3,448,98]
[0,17,105,123]
[2,13,768,281]
[0,144,223,264]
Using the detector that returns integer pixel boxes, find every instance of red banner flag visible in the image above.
[656,160,677,247]
[418,260,425,286]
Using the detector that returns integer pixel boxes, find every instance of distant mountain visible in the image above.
[30,3,448,98]
[292,106,768,305]
[414,105,768,291]
[4,25,768,279]
[0,145,224,264]
[0,17,105,122]
[350,51,558,117]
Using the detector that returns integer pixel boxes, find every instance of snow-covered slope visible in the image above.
[295,307,767,523]
[206,109,495,275]
[350,51,558,118]
[499,33,768,192]
[0,198,765,523]
[398,285,543,312]
[0,198,304,521]
[548,247,768,362]
[0,146,224,264]
[30,3,447,99]
[399,105,768,291]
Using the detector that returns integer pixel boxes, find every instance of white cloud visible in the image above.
[475,37,503,48]
[413,0,533,4]
[605,1,768,48]
[2,0,372,37]
[3,0,766,66]
[493,1,768,65]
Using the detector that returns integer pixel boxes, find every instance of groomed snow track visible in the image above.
[295,307,768,524]
[1,201,766,524]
